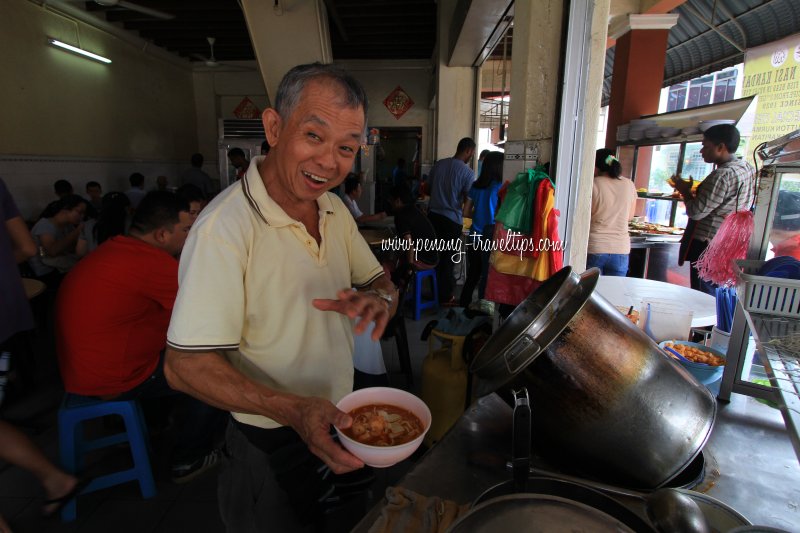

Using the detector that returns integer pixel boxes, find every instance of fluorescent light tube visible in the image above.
[47,38,111,64]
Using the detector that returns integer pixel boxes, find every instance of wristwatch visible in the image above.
[364,287,394,306]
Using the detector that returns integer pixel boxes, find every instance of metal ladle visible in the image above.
[645,488,711,533]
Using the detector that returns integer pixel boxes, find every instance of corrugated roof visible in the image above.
[602,0,800,106]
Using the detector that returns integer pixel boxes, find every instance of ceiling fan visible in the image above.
[65,0,174,20]
[191,37,255,71]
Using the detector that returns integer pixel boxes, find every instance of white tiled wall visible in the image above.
[0,155,183,220]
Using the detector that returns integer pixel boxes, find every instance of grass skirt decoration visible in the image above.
[696,210,754,287]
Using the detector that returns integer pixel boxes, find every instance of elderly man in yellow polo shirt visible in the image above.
[164,63,399,532]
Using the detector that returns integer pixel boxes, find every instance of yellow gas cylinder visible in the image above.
[421,330,467,447]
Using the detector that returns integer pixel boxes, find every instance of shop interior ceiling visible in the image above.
[77,0,438,62]
[602,0,800,106]
[63,0,799,107]
[69,0,513,65]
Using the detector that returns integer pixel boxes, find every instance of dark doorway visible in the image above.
[374,127,421,212]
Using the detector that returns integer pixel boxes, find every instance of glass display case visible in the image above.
[718,128,800,462]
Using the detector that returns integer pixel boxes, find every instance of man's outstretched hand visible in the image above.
[313,289,390,340]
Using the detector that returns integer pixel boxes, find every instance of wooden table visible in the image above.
[358,228,394,246]
[356,216,394,230]
[595,275,716,328]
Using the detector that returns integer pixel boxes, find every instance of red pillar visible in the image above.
[606,14,678,196]
[605,28,672,150]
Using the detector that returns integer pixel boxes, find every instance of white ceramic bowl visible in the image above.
[645,127,662,139]
[629,129,645,141]
[660,127,681,138]
[335,387,431,468]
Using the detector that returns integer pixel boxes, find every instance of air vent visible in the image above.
[220,119,265,139]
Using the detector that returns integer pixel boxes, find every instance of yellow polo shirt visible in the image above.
[167,157,384,429]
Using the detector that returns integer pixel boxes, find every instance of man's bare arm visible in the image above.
[164,348,364,474]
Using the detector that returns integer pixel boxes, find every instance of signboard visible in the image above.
[742,33,800,155]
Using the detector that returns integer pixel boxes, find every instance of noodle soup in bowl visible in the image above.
[335,387,432,468]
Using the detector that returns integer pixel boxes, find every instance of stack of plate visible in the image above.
[645,127,662,139]
[660,127,681,138]
[628,119,657,141]
[699,119,736,132]
[616,124,631,142]
[681,126,701,135]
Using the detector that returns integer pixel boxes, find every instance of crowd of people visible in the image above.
[24,169,213,292]
[1,58,777,533]
[2,161,218,529]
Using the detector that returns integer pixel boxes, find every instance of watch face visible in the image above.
[369,288,393,304]
[377,290,393,303]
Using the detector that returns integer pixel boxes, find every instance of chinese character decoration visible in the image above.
[383,86,414,120]
[233,97,261,119]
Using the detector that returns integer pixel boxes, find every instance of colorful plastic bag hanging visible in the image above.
[695,210,753,287]
[494,169,535,234]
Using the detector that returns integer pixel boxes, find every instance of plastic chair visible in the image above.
[410,268,439,320]
[58,394,156,522]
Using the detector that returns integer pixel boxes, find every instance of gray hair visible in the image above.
[274,63,368,122]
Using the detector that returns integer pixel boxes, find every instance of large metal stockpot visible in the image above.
[470,267,717,489]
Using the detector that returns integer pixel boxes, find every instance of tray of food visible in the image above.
[628,222,684,236]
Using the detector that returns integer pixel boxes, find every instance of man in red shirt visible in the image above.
[56,191,223,483]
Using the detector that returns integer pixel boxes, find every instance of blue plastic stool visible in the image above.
[58,394,156,522]
[411,268,439,320]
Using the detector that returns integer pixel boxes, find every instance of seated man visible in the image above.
[389,184,438,288]
[342,173,387,224]
[56,191,224,483]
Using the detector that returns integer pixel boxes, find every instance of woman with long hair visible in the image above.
[76,192,131,257]
[460,151,504,307]
[586,148,638,276]
[28,194,86,281]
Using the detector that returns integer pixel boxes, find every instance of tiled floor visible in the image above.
[0,307,429,533]
[2,293,800,532]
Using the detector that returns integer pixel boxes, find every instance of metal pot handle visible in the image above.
[512,388,531,493]
[503,335,542,374]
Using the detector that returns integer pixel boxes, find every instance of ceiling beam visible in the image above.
[448,0,514,67]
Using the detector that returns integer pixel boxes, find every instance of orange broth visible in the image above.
[342,404,423,447]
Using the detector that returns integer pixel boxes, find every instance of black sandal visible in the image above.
[42,478,90,517]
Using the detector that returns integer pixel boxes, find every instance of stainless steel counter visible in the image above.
[352,390,800,532]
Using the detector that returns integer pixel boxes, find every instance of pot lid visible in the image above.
[470,267,599,397]
[447,493,637,532]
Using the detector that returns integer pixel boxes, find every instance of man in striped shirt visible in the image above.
[673,124,755,294]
